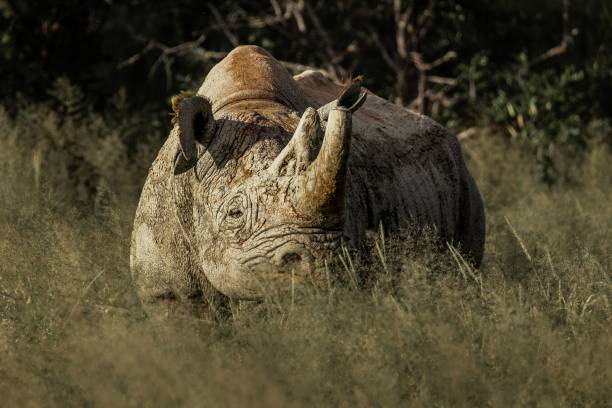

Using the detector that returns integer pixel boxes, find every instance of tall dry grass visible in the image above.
[0,105,610,407]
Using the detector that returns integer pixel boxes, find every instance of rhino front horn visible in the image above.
[294,107,352,226]
[173,95,216,175]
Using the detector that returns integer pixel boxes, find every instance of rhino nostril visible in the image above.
[281,252,302,268]
[275,246,314,276]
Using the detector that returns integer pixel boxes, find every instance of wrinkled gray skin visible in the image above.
[130,46,485,314]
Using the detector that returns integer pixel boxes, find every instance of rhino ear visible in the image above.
[173,95,215,175]
[174,149,198,175]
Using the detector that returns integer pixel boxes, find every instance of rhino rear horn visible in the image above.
[317,77,367,122]
[173,95,215,175]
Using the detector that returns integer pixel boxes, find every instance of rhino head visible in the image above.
[169,46,366,299]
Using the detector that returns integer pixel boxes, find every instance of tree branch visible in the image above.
[532,0,576,66]
[118,36,324,82]
[208,3,239,47]
[368,27,399,72]
[393,0,411,60]
[303,2,352,80]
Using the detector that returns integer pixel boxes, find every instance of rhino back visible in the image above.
[295,71,483,261]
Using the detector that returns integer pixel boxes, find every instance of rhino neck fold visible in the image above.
[211,90,297,114]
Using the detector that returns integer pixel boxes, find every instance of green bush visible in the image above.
[451,53,612,184]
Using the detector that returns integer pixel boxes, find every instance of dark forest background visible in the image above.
[1,0,611,196]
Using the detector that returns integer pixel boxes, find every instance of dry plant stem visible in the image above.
[504,216,533,263]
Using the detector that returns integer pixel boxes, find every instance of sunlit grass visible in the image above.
[1,109,611,406]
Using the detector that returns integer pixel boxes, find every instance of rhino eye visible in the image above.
[219,194,249,233]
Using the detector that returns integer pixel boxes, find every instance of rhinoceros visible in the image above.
[130,45,485,311]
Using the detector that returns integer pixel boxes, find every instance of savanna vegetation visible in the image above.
[1,0,611,406]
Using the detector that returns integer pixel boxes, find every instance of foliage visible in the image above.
[453,54,610,183]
